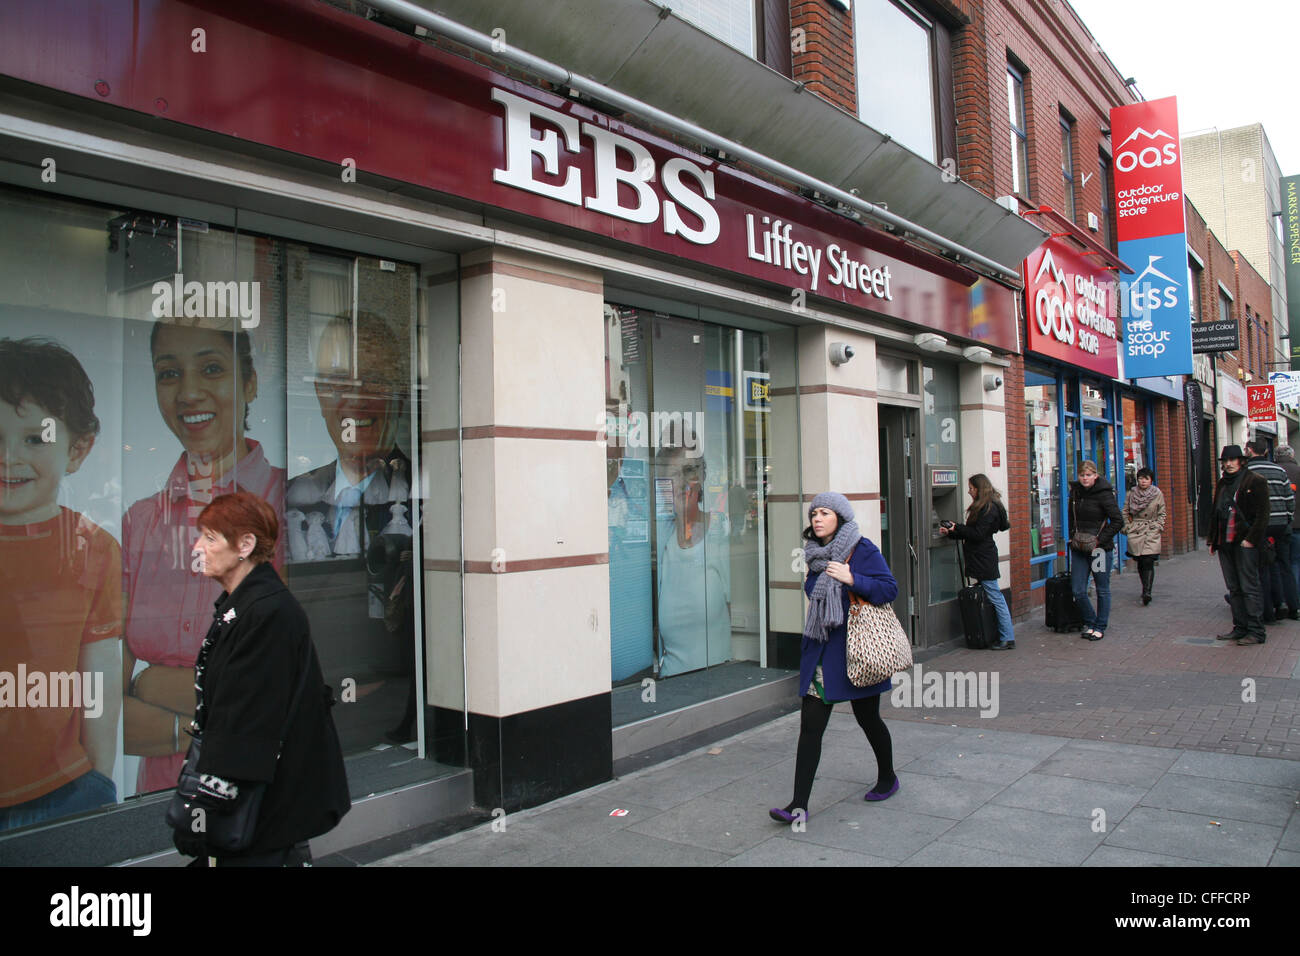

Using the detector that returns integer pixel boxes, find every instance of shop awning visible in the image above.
[391,0,1047,280]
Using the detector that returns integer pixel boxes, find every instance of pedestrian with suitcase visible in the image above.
[1122,467,1166,606]
[940,474,1014,650]
[769,493,899,824]
[1068,461,1123,641]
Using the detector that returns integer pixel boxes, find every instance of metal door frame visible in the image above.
[878,403,921,644]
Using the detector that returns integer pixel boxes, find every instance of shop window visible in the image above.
[604,303,794,726]
[877,351,916,394]
[1099,154,1114,250]
[856,0,940,162]
[1059,111,1077,223]
[673,0,757,56]
[1007,61,1031,199]
[1025,368,1061,580]
[1121,395,1149,492]
[1188,258,1202,321]
[0,185,462,834]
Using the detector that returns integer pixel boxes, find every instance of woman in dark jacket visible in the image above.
[769,493,899,824]
[940,474,1014,649]
[175,491,350,866]
[1068,461,1125,641]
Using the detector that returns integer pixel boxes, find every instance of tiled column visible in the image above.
[447,246,611,811]
[960,362,1009,587]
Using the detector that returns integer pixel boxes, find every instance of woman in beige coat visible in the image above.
[1124,467,1167,605]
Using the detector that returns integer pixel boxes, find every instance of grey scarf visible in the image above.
[802,519,862,643]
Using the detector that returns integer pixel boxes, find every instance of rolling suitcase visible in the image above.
[1045,571,1082,633]
[956,543,1000,649]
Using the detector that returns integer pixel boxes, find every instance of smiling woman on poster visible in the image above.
[121,321,285,794]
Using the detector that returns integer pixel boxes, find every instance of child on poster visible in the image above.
[0,338,122,831]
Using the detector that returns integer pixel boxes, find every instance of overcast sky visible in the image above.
[1066,0,1297,174]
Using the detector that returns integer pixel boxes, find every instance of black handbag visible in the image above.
[166,641,311,853]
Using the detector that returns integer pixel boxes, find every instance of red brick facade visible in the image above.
[789,1,856,114]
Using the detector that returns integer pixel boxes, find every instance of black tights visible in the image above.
[788,693,894,812]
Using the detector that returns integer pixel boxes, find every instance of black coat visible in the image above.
[947,501,1005,582]
[185,563,351,857]
[1207,467,1270,550]
[1068,476,1124,551]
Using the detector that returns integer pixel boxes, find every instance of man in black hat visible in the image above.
[1207,445,1270,645]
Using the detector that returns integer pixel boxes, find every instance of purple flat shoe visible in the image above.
[863,778,900,802]
[769,807,806,824]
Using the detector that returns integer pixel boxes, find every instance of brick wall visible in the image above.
[1005,351,1033,616]
[790,0,856,114]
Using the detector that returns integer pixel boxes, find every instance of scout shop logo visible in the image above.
[1114,126,1178,173]
[1123,255,1180,359]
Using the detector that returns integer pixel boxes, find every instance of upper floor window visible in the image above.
[1099,154,1114,250]
[1007,63,1030,198]
[673,0,756,57]
[1059,112,1076,222]
[1219,288,1232,325]
[856,0,938,162]
[1187,257,1202,321]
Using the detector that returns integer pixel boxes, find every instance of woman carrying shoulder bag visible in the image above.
[1068,461,1124,641]
[768,493,900,824]
[1124,467,1167,606]
[940,474,1014,649]
[171,491,350,866]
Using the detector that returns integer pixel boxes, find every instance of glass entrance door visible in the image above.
[878,405,918,642]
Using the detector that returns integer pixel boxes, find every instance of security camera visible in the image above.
[829,342,855,366]
[983,374,1003,392]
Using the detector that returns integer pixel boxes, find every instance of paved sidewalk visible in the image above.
[376,717,1299,867]
[375,551,1300,867]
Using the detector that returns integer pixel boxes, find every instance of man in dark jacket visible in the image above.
[1208,445,1271,645]
[1245,441,1298,621]
[1275,445,1300,609]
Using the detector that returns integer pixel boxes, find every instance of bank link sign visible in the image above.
[1110,97,1193,378]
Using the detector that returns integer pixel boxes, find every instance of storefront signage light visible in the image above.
[1022,242,1120,377]
[1247,384,1276,423]
[0,0,1021,352]
[1111,97,1194,377]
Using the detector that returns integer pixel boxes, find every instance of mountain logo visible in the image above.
[1116,126,1179,173]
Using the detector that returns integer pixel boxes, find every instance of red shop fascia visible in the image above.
[1021,208,1131,378]
[0,0,1020,348]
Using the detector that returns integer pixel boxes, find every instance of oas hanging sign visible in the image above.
[1022,240,1120,377]
[1111,96,1193,378]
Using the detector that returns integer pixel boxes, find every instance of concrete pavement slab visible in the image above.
[885,770,1006,820]
[941,803,1107,865]
[991,772,1147,820]
[1103,807,1282,867]
[900,746,1045,785]
[625,793,785,856]
[1033,743,1182,788]
[1138,774,1298,827]
[721,836,894,867]
[1081,845,1224,867]
[537,829,733,867]
[1164,750,1300,788]
[1268,849,1300,866]
[899,841,1050,866]
[788,801,958,861]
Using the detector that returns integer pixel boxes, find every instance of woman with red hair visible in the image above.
[172,491,349,866]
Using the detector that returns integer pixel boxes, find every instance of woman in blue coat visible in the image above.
[770,493,899,823]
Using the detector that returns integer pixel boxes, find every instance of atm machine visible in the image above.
[926,465,964,640]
